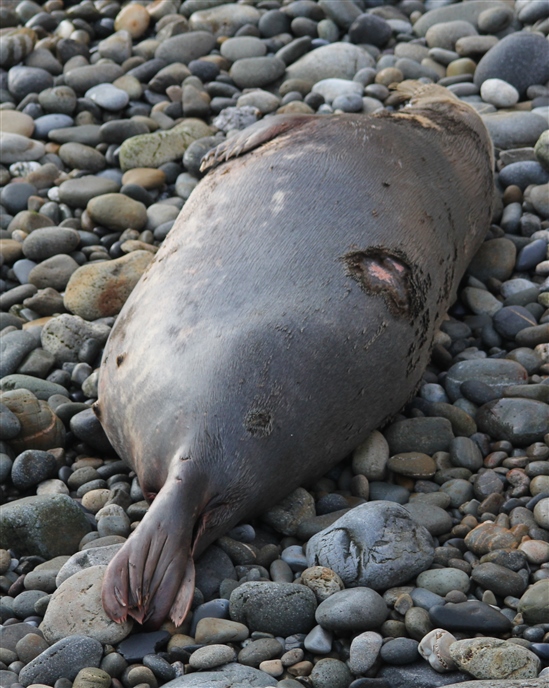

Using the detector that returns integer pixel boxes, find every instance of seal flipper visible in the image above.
[200,115,315,172]
[102,460,205,628]
[168,557,196,626]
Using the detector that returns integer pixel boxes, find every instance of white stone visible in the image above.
[312,78,364,104]
[0,132,45,164]
[419,628,458,673]
[480,78,519,108]
[85,83,130,111]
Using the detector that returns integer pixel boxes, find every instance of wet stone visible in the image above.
[429,600,512,634]
[476,398,549,446]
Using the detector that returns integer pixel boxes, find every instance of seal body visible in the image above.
[97,83,494,628]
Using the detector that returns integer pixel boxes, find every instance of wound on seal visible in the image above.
[245,408,274,437]
[343,248,412,318]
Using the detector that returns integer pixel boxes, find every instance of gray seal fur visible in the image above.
[96,82,494,628]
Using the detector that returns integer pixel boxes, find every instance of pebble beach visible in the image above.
[1,0,549,687]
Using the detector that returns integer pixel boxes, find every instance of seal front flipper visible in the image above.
[199,115,316,172]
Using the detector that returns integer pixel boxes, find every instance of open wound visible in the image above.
[343,249,414,318]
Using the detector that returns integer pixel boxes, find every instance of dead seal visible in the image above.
[95,82,494,628]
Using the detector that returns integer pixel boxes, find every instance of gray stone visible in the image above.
[230,57,285,90]
[285,42,374,83]
[64,63,124,95]
[0,133,45,164]
[22,227,80,261]
[352,429,389,481]
[402,502,453,537]
[476,398,549,446]
[474,32,549,98]
[0,402,21,440]
[307,502,434,590]
[482,112,548,150]
[189,644,236,670]
[18,636,103,687]
[518,580,549,625]
[28,254,80,291]
[384,417,454,455]
[471,562,527,598]
[413,0,510,36]
[445,359,527,401]
[155,31,216,64]
[309,658,352,688]
[11,449,58,490]
[304,624,333,654]
[33,114,74,139]
[58,142,106,173]
[378,661,470,687]
[425,20,477,51]
[349,631,383,674]
[59,175,120,208]
[430,600,512,634]
[315,587,388,633]
[48,125,102,146]
[229,581,316,636]
[38,86,77,115]
[530,183,549,219]
[189,4,260,37]
[261,487,315,536]
[162,663,276,686]
[449,436,483,471]
[468,238,517,283]
[0,494,91,558]
[41,314,110,364]
[41,565,133,644]
[220,37,266,62]
[8,65,53,101]
[318,0,361,29]
[0,329,37,378]
[55,545,122,587]
[416,569,470,596]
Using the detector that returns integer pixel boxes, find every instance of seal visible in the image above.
[95,82,494,628]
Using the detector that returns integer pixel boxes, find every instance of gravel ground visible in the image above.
[1,1,549,687]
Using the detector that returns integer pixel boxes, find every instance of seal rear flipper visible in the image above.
[168,557,196,626]
[102,461,205,628]
[200,115,316,172]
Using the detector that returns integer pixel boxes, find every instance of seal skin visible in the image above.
[96,82,494,628]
